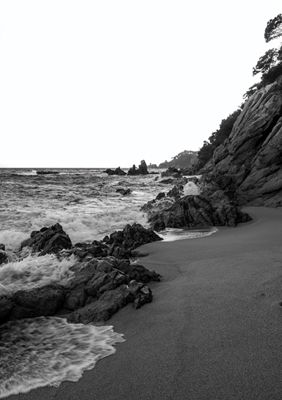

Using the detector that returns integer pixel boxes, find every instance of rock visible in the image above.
[128,160,149,175]
[202,77,282,207]
[36,170,59,175]
[115,259,161,282]
[10,284,65,320]
[0,244,5,251]
[104,223,163,257]
[0,297,13,323]
[161,166,182,178]
[67,280,153,324]
[0,250,8,265]
[160,178,175,184]
[67,285,133,324]
[149,193,252,231]
[20,223,72,255]
[116,188,132,195]
[156,192,166,200]
[63,286,86,311]
[104,167,126,176]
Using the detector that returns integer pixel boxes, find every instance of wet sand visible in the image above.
[8,207,282,400]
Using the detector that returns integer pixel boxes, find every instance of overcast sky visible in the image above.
[0,1,281,168]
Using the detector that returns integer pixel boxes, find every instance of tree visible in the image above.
[264,14,282,43]
[252,48,280,76]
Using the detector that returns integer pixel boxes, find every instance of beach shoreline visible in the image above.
[6,206,282,400]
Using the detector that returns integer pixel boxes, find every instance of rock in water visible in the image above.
[128,160,149,175]
[20,223,72,255]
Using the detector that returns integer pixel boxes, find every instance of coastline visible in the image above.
[6,206,282,400]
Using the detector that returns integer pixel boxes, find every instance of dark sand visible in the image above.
[8,207,282,400]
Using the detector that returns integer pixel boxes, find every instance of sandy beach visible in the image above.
[7,206,282,400]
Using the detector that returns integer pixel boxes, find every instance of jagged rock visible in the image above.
[0,297,13,323]
[161,166,182,177]
[70,241,108,260]
[0,250,8,265]
[20,223,72,255]
[104,223,162,257]
[128,160,149,175]
[140,196,175,218]
[104,167,126,176]
[67,280,153,324]
[67,285,133,324]
[202,77,282,207]
[156,192,166,200]
[10,284,65,320]
[149,192,251,231]
[116,188,131,195]
[115,259,161,282]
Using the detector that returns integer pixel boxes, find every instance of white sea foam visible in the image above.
[183,181,200,196]
[159,227,218,242]
[0,254,76,295]
[0,317,125,399]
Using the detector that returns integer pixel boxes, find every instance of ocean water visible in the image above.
[0,168,217,398]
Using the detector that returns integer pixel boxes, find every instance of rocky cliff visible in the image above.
[202,76,282,207]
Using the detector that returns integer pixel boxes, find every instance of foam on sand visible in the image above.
[158,227,218,241]
[0,317,125,399]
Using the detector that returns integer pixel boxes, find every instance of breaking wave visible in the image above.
[0,317,125,399]
[159,227,218,242]
[0,254,76,296]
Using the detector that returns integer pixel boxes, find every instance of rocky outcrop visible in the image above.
[149,192,251,231]
[0,256,161,325]
[104,167,126,176]
[128,160,149,175]
[202,77,282,207]
[20,223,72,255]
[102,223,162,258]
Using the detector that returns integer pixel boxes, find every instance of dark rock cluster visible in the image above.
[0,257,161,325]
[0,223,162,326]
[20,223,72,255]
[149,192,251,231]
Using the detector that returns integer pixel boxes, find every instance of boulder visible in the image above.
[104,223,163,257]
[10,284,65,320]
[115,259,161,282]
[104,167,126,176]
[0,250,8,265]
[128,160,149,175]
[20,223,72,255]
[149,192,252,231]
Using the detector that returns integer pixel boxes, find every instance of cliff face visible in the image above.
[203,77,282,207]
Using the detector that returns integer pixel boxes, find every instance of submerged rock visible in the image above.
[116,188,132,195]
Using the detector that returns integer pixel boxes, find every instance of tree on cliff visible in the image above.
[245,14,282,96]
[197,109,241,169]
[264,14,282,42]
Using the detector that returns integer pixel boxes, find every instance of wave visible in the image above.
[0,317,124,399]
[0,254,76,296]
[158,227,219,242]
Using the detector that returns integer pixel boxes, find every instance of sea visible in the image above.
[0,167,217,398]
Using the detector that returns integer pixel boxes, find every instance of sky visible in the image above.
[0,1,281,168]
